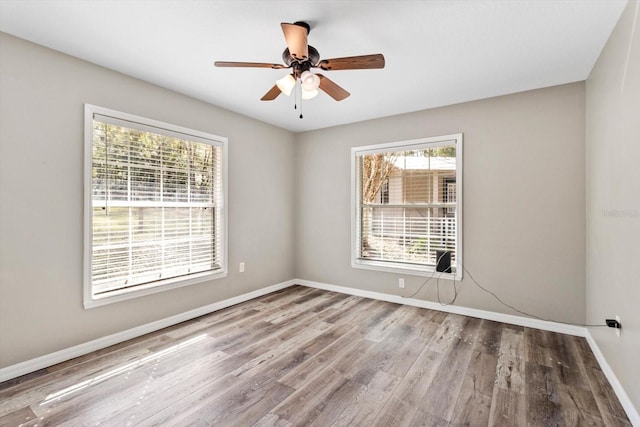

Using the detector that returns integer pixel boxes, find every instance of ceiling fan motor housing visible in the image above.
[282,45,320,76]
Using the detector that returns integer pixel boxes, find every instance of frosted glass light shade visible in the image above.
[301,88,318,100]
[276,74,296,96]
[300,71,320,91]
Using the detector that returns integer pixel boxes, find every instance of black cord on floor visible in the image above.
[401,261,607,327]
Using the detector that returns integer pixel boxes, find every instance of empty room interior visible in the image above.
[0,1,639,426]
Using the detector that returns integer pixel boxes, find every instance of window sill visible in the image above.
[351,259,462,281]
[84,269,227,309]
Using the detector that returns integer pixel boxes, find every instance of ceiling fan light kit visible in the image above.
[301,88,319,100]
[300,70,321,91]
[276,74,296,96]
[214,21,385,109]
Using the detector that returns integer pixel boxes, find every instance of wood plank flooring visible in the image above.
[0,286,631,426]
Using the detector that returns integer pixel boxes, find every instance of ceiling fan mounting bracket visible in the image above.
[292,21,310,35]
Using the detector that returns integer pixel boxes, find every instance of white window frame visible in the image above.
[83,104,228,308]
[351,134,463,279]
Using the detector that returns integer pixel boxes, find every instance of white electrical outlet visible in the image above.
[398,278,405,289]
[239,262,245,273]
[615,315,621,337]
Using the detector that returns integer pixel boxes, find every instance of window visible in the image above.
[84,105,227,307]
[351,134,462,278]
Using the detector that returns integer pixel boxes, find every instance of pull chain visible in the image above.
[292,79,303,119]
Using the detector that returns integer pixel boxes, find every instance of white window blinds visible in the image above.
[86,107,226,304]
[353,135,462,277]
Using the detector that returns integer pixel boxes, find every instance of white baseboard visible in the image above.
[297,279,586,336]
[585,330,640,426]
[0,279,297,383]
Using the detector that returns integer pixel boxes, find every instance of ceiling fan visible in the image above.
[214,21,385,102]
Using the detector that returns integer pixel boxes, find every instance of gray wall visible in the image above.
[586,0,640,410]
[0,33,296,368]
[295,83,587,324]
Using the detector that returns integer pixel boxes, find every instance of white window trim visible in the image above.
[350,134,463,280]
[83,104,228,308]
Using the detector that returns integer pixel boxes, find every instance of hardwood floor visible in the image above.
[0,286,631,426]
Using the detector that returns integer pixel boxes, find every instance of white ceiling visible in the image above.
[0,0,628,132]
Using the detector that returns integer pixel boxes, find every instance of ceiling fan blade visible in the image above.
[214,61,288,69]
[317,74,350,101]
[315,54,385,71]
[281,23,309,60]
[261,85,282,101]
